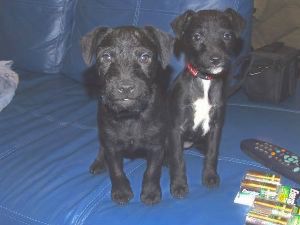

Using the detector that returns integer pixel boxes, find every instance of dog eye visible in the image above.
[192,32,203,41]
[139,53,151,64]
[101,52,112,63]
[223,32,233,41]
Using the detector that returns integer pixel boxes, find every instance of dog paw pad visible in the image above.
[171,183,189,199]
[89,159,106,174]
[141,191,162,205]
[111,189,134,205]
[202,173,220,188]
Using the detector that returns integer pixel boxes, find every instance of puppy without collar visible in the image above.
[81,26,174,205]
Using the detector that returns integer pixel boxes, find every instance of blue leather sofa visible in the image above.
[1,0,299,224]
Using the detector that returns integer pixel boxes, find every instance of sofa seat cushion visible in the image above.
[0,72,299,225]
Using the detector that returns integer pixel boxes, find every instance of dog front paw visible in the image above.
[111,183,134,205]
[89,159,106,174]
[202,170,220,188]
[171,182,189,199]
[141,183,162,205]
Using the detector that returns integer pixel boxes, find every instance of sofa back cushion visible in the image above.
[0,0,253,81]
[0,0,76,74]
[62,0,254,82]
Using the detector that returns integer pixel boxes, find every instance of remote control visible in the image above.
[241,139,300,184]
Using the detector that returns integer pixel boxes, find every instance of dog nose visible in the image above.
[117,82,135,94]
[209,56,221,65]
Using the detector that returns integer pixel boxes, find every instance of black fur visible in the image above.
[81,26,174,205]
[167,9,245,198]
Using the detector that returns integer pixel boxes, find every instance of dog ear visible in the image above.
[224,8,246,35]
[144,26,174,69]
[80,27,111,65]
[171,10,195,39]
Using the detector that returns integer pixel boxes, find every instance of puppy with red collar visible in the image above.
[167,8,245,198]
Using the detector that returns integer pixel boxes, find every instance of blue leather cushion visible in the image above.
[0,71,299,225]
[0,0,253,81]
[62,0,253,81]
[0,0,76,74]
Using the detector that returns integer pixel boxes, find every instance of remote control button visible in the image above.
[284,156,299,164]
[293,167,300,173]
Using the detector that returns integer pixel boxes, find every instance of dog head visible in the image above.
[81,26,173,114]
[171,8,245,77]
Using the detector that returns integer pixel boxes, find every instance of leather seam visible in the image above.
[0,205,50,225]
[74,161,146,225]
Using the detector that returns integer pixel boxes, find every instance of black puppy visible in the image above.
[167,9,245,198]
[81,26,173,204]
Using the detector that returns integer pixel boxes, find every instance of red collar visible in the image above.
[186,63,214,80]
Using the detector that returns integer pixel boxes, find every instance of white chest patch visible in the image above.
[192,79,212,135]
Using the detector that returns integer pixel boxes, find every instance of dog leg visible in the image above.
[168,129,189,198]
[105,148,133,204]
[202,124,222,188]
[140,147,164,205]
[89,148,106,174]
